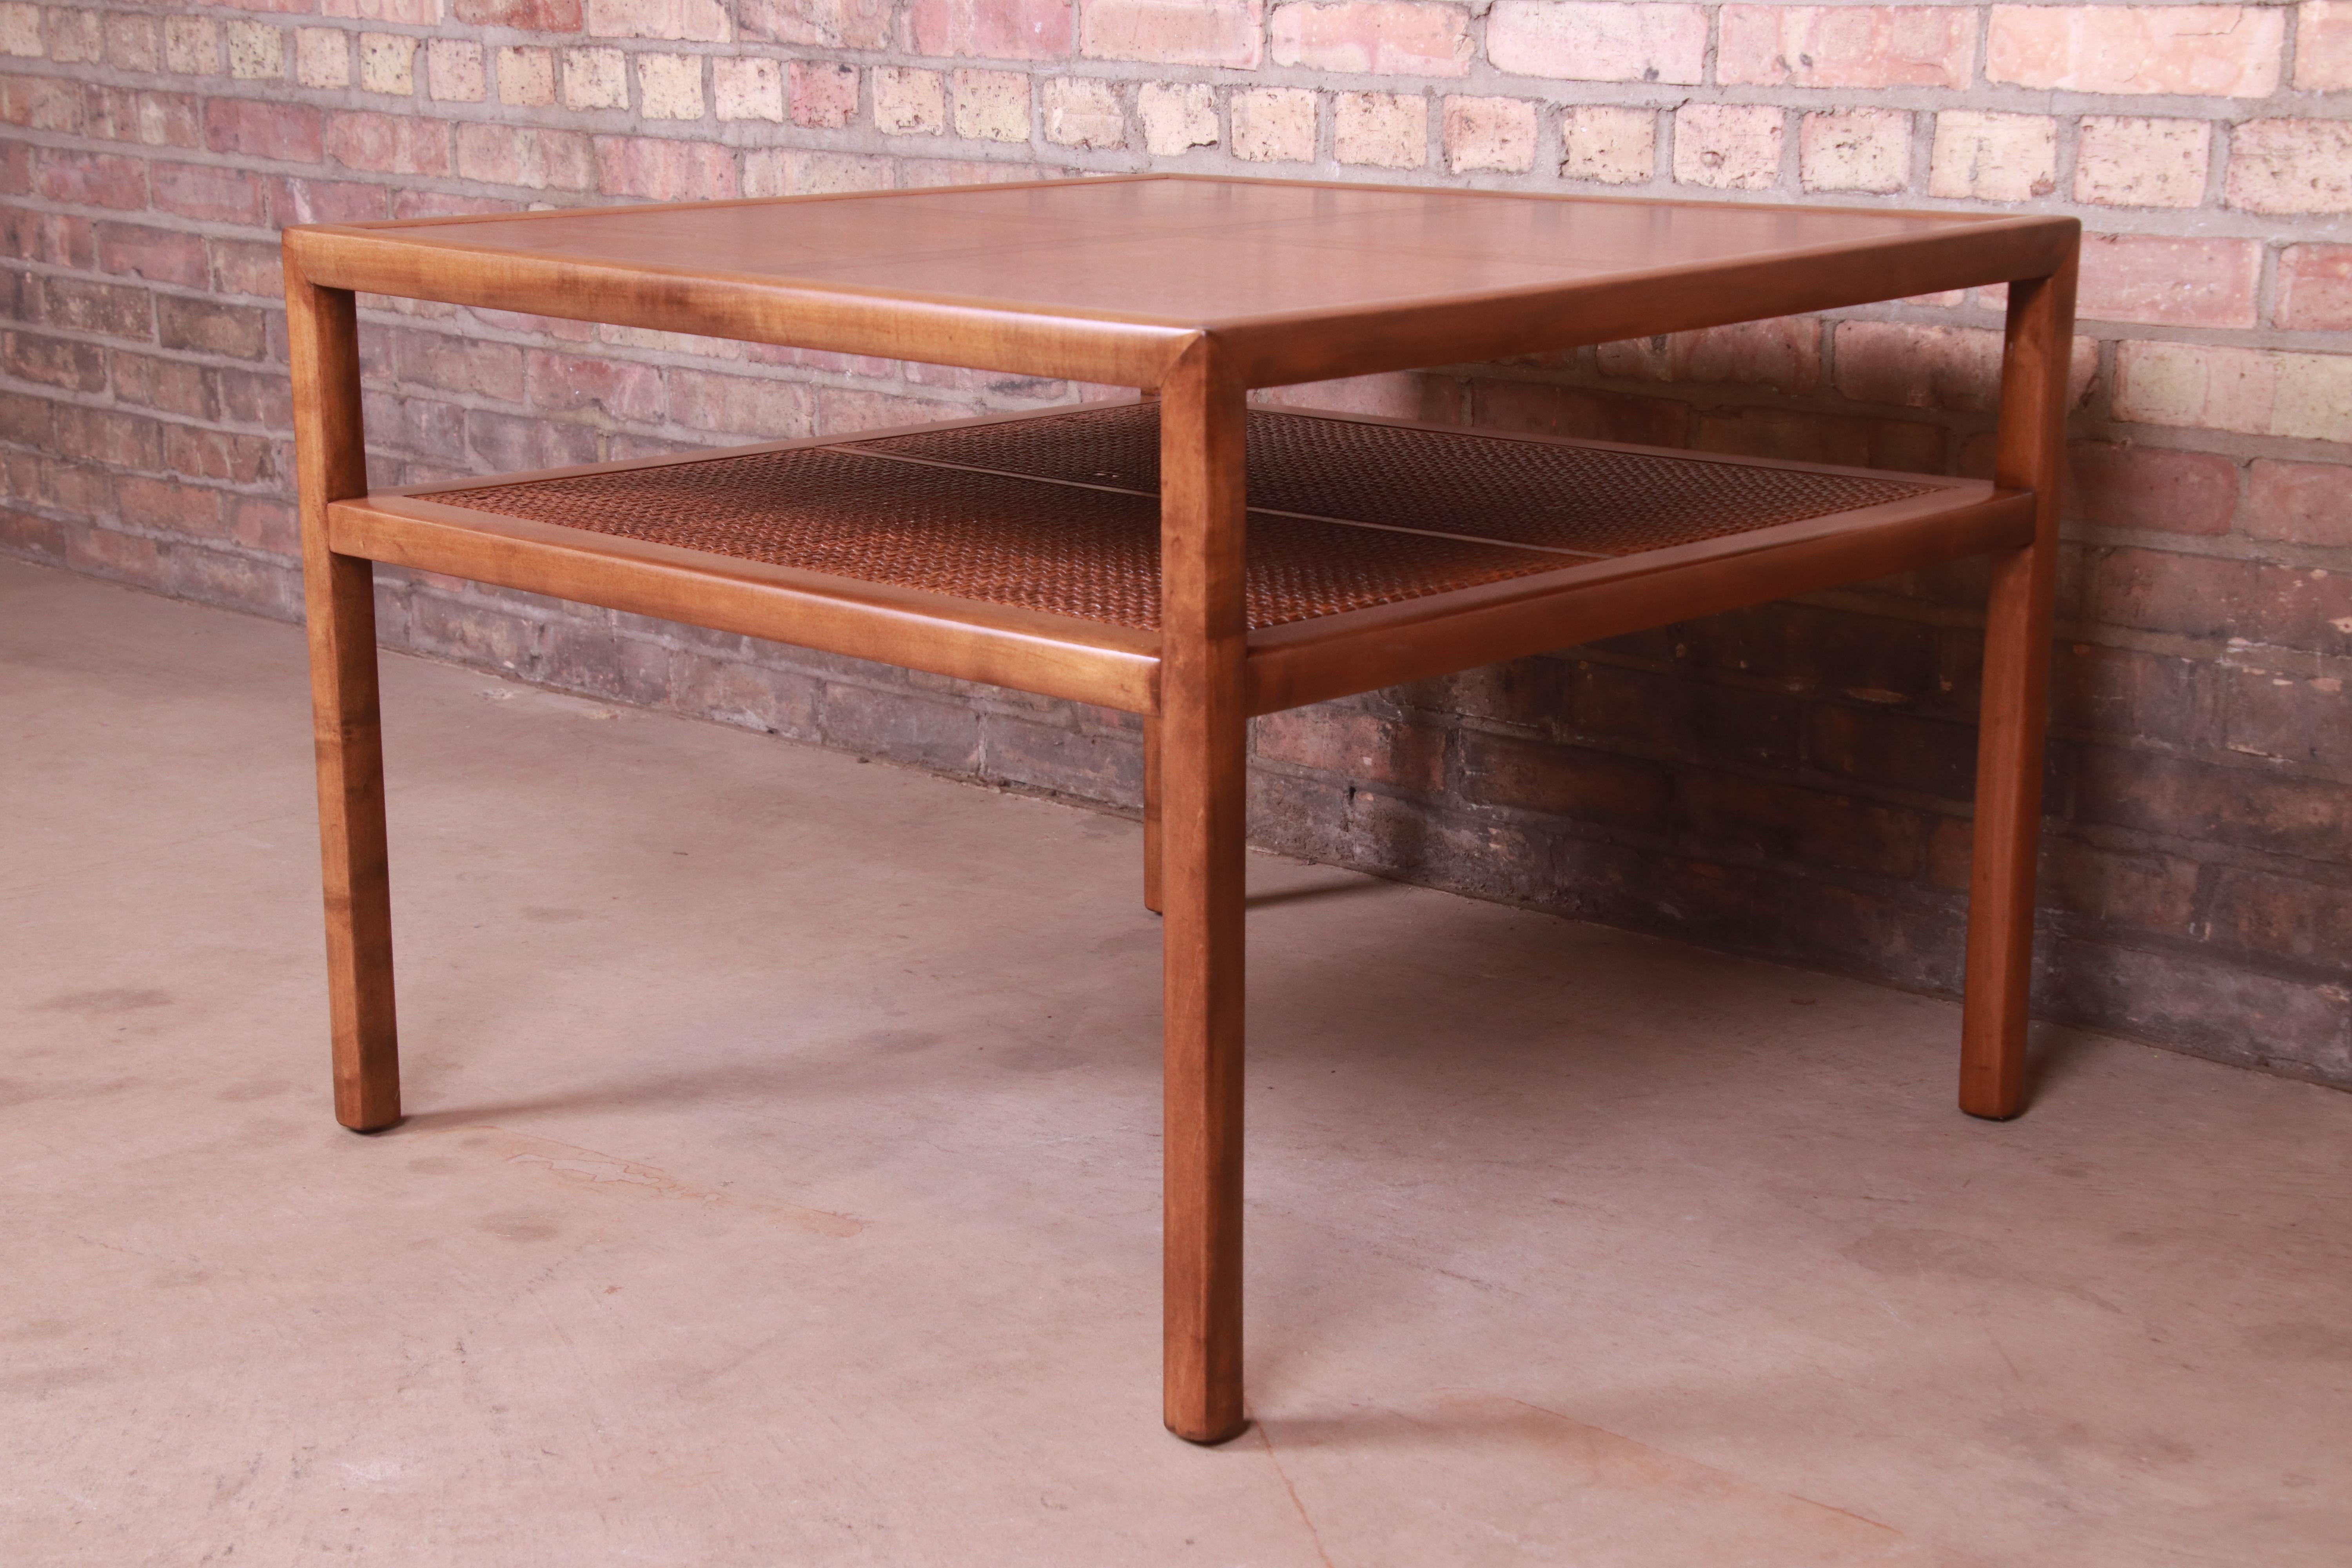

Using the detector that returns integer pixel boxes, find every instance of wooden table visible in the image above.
[284,174,2079,1445]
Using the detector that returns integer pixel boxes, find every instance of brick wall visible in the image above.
[3,0,2347,1085]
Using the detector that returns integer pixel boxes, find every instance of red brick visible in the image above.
[2241,460,2352,549]
[82,88,205,150]
[1485,1,1705,83]
[208,238,284,298]
[907,0,1077,59]
[1832,321,2004,412]
[2077,234,2259,328]
[227,495,299,554]
[55,406,163,470]
[153,160,269,225]
[2090,548,2352,656]
[1270,2,1472,76]
[1692,407,1946,475]
[0,74,84,133]
[1469,379,1689,448]
[2276,244,2352,332]
[524,350,666,421]
[788,61,857,128]
[204,97,324,162]
[1078,0,1264,67]
[325,112,454,176]
[218,368,293,427]
[96,222,209,288]
[2210,868,2352,964]
[1572,661,1803,768]
[1988,4,2285,96]
[1679,770,1930,878]
[392,328,526,402]
[666,368,812,437]
[2069,442,2238,537]
[0,142,30,197]
[454,0,585,24]
[594,136,738,200]
[2221,668,2352,773]
[1459,730,1675,830]
[0,209,93,268]
[1719,5,1975,89]
[2077,749,2351,864]
[0,391,57,450]
[738,0,895,48]
[1254,706,1447,793]
[1806,705,1978,799]
[2,331,108,393]
[116,474,225,537]
[266,175,392,225]
[2043,839,2200,932]
[158,296,270,360]
[33,276,156,340]
[815,387,967,435]
[1595,319,1820,394]
[113,351,220,421]
[35,150,149,210]
[456,123,596,190]
[2227,120,2352,215]
[166,424,278,485]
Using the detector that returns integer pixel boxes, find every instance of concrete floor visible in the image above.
[3,555,2348,1567]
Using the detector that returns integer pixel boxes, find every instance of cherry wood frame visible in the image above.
[285,174,2080,1446]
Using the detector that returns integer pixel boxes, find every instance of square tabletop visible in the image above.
[287,173,2076,389]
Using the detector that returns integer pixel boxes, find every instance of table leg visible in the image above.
[1960,251,2079,1120]
[287,258,401,1133]
[1158,339,1249,1443]
[1142,715,1163,915]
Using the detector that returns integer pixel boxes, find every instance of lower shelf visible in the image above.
[330,401,2034,716]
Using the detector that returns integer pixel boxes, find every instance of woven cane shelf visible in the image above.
[330,401,2034,717]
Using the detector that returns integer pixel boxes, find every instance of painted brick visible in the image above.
[563,48,629,110]
[295,28,351,90]
[873,68,947,134]
[1598,319,1821,394]
[2114,343,2352,444]
[2229,121,2352,216]
[908,0,1076,59]
[2299,0,2352,89]
[1672,103,1782,191]
[1443,96,1537,174]
[358,33,415,96]
[2078,234,2259,329]
[2074,117,2209,209]
[2070,442,2238,537]
[1987,5,2284,96]
[791,62,858,127]
[1561,104,1652,184]
[594,136,738,199]
[1138,81,1215,154]
[2242,460,2352,549]
[586,0,730,40]
[1719,5,1974,89]
[204,98,325,163]
[1043,76,1123,148]
[1334,91,1426,169]
[1079,0,1264,67]
[1485,1,1704,83]
[1798,109,1908,194]
[1271,2,1470,76]
[1927,111,2055,201]
[327,112,453,176]
[428,39,488,103]
[224,20,285,81]
[951,68,1030,142]
[638,53,705,119]
[739,0,894,48]
[1231,87,1313,162]
[456,123,596,189]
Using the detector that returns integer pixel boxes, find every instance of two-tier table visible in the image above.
[283,174,2079,1444]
